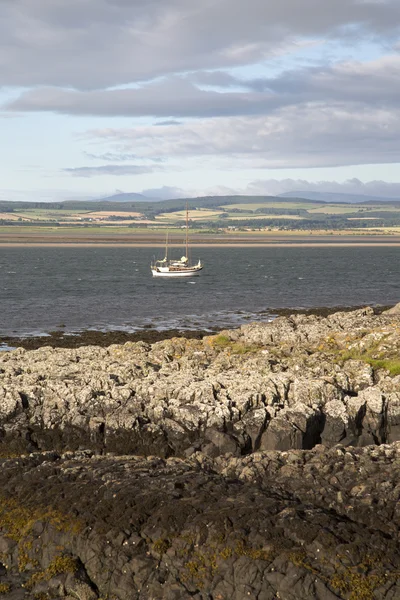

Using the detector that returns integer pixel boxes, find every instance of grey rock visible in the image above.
[1,306,400,458]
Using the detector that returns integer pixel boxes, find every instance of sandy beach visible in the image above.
[1,231,400,247]
[1,241,400,247]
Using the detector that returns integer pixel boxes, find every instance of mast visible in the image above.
[165,232,169,260]
[185,202,189,259]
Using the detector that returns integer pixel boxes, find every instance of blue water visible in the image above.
[0,246,399,336]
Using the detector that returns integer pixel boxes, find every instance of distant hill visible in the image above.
[97,192,157,202]
[279,191,400,204]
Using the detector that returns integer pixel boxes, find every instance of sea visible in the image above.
[0,246,399,339]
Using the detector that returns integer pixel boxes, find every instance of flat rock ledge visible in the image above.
[0,304,400,599]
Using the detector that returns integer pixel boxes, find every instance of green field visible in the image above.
[228,214,304,220]
[156,209,223,221]
[1,194,400,234]
[223,202,317,210]
[1,208,92,222]
[156,208,305,222]
[308,205,400,215]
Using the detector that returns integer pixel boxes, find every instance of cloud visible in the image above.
[0,188,99,202]
[154,120,182,126]
[140,185,189,199]
[7,79,278,118]
[62,165,158,177]
[7,53,400,120]
[2,0,400,186]
[243,178,400,198]
[136,178,400,200]
[83,152,140,161]
[84,103,400,169]
[1,0,400,89]
[83,151,165,163]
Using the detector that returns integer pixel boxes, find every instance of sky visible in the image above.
[1,0,400,202]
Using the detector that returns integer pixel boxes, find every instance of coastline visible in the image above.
[2,306,400,597]
[1,231,400,247]
[0,305,390,350]
[2,242,400,248]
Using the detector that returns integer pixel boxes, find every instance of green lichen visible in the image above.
[286,549,398,600]
[209,334,261,355]
[0,495,83,544]
[153,538,172,555]
[287,549,322,578]
[18,540,38,572]
[0,583,11,595]
[180,537,273,588]
[25,554,79,590]
[330,569,386,600]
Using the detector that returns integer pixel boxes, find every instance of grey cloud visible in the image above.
[83,151,165,163]
[7,79,278,117]
[141,186,188,199]
[85,103,400,168]
[244,178,400,198]
[137,178,400,200]
[62,165,158,177]
[1,0,400,89]
[84,152,139,161]
[154,120,182,126]
[135,178,400,200]
[7,55,400,118]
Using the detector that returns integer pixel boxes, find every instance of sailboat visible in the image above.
[151,205,203,277]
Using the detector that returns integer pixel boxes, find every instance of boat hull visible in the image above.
[151,267,203,278]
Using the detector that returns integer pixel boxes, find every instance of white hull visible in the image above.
[151,267,202,278]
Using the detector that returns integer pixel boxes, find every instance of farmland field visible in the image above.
[228,214,305,220]
[222,202,317,210]
[156,209,224,221]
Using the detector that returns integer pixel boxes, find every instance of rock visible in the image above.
[1,304,400,598]
[260,417,303,451]
[1,306,400,458]
[0,446,399,599]
[384,302,400,314]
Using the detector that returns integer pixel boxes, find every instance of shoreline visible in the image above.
[1,231,400,248]
[1,240,400,247]
[0,304,391,350]
[1,305,400,597]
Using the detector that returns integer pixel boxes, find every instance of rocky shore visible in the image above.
[1,305,400,598]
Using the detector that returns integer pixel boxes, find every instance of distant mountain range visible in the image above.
[97,192,157,202]
[95,190,400,204]
[279,191,400,204]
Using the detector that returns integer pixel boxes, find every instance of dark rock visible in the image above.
[0,446,399,598]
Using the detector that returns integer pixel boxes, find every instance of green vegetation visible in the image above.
[209,334,260,355]
[1,194,400,233]
[287,549,398,600]
[180,537,273,588]
[330,568,386,600]
[25,555,79,590]
[153,538,172,554]
[0,496,79,541]
[0,584,11,594]
[342,354,400,376]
